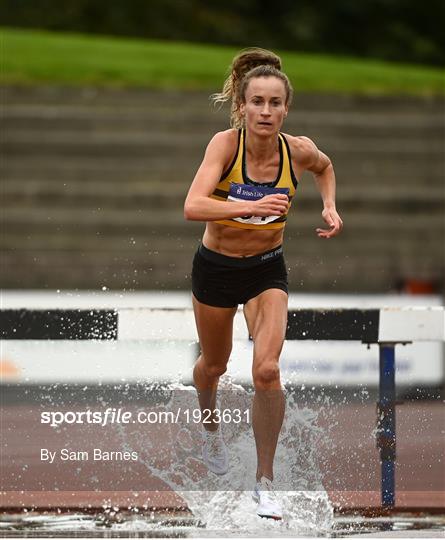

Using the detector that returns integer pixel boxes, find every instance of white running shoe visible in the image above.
[201,427,229,475]
[252,476,283,520]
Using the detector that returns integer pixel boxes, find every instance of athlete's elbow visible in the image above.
[183,200,199,221]
[183,205,192,221]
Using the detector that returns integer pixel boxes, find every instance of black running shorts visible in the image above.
[192,244,288,308]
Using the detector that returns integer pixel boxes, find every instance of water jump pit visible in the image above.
[1,380,444,538]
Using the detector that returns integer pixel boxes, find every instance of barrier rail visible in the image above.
[1,306,444,509]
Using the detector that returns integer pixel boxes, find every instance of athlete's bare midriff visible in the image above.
[203,221,284,257]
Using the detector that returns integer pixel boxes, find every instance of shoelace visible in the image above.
[263,491,277,504]
[258,480,278,504]
[261,489,278,504]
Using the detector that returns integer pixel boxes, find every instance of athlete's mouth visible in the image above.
[258,121,272,126]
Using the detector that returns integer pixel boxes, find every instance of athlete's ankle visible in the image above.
[256,474,273,483]
[202,424,221,434]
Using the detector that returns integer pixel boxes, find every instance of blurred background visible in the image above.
[1,0,444,293]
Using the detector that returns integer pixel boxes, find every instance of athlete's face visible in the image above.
[240,76,288,135]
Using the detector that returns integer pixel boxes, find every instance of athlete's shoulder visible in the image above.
[208,128,239,149]
[205,129,240,167]
[281,134,318,157]
[281,134,319,168]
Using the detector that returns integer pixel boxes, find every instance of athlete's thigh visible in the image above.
[243,288,288,361]
[192,294,237,367]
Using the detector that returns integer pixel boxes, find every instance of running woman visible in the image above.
[184,48,343,519]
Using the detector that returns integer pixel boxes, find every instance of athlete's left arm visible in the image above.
[293,136,343,239]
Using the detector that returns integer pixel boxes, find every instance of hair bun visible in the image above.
[232,48,282,81]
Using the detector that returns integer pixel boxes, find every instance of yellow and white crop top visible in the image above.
[210,128,298,230]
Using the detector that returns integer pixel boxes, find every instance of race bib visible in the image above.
[227,183,289,225]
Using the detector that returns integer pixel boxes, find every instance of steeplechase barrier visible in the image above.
[1,306,444,509]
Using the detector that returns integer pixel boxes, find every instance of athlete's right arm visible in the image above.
[184,131,288,222]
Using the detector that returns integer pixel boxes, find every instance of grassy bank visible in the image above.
[2,27,444,95]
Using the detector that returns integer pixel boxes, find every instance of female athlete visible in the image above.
[184,48,343,519]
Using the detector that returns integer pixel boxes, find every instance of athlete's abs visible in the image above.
[203,221,284,258]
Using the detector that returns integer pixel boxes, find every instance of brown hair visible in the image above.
[211,48,293,128]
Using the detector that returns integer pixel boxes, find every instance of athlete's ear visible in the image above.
[239,102,245,116]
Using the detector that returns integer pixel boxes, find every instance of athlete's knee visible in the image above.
[196,352,228,379]
[253,360,281,389]
[202,362,227,379]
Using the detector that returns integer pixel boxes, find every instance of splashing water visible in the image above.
[118,376,334,535]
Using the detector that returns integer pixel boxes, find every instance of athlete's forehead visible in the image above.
[244,76,286,100]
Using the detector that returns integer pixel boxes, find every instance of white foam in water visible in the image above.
[181,490,333,536]
[118,377,334,536]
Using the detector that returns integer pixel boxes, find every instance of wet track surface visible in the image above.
[1,511,445,538]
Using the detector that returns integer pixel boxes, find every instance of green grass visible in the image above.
[2,27,444,95]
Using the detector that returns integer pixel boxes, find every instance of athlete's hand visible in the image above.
[316,207,343,238]
[251,194,289,217]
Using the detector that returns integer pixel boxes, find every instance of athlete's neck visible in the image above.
[245,129,279,162]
